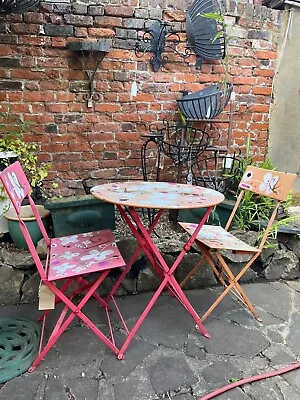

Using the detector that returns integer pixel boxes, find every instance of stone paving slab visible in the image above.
[0,281,300,399]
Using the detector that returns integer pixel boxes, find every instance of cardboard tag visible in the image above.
[38,283,55,310]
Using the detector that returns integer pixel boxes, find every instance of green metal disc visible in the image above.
[0,317,41,383]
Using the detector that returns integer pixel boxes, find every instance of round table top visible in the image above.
[91,181,224,210]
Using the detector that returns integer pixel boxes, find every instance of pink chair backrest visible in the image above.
[239,166,297,201]
[0,161,31,212]
[0,162,50,280]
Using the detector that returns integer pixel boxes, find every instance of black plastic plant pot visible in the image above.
[177,82,233,120]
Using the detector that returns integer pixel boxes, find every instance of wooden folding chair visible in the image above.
[179,166,297,322]
[0,162,126,371]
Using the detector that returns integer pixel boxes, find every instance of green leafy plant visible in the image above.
[0,109,49,199]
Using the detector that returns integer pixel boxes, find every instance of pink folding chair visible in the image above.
[0,162,126,371]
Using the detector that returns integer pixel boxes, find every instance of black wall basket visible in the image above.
[0,0,39,14]
[186,0,226,68]
[192,152,242,194]
[150,121,210,165]
[177,82,233,120]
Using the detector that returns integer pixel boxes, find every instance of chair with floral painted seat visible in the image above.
[0,161,126,371]
[179,166,297,322]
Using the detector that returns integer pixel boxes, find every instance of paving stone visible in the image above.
[201,361,242,386]
[283,368,300,392]
[266,328,284,344]
[243,377,300,400]
[294,290,300,311]
[0,374,44,399]
[44,376,69,400]
[183,288,242,318]
[136,301,192,349]
[203,319,270,357]
[41,327,106,370]
[97,381,115,400]
[210,388,250,399]
[64,377,99,400]
[286,313,300,356]
[101,334,155,382]
[149,355,197,394]
[227,308,284,327]
[114,374,158,400]
[262,343,296,366]
[171,394,194,399]
[241,282,291,320]
[185,334,206,360]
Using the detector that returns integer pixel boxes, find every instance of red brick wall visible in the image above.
[0,0,282,195]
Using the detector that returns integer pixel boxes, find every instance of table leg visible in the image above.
[116,206,213,358]
[106,207,165,302]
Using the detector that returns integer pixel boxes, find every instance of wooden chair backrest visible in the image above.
[225,167,297,250]
[239,166,297,201]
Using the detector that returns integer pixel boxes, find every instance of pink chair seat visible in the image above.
[48,229,124,281]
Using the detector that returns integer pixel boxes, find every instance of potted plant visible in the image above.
[0,109,49,237]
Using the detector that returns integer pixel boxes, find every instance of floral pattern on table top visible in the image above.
[91,181,224,209]
[48,230,125,281]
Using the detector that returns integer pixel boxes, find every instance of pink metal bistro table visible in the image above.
[91,181,224,359]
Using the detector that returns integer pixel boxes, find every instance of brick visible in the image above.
[95,16,123,28]
[88,6,104,16]
[255,50,277,60]
[53,4,72,14]
[44,24,74,37]
[51,37,67,47]
[0,34,18,44]
[123,18,144,29]
[134,8,148,19]
[95,103,121,112]
[64,15,93,27]
[0,57,20,67]
[45,124,59,133]
[71,4,88,15]
[104,6,134,17]
[88,28,115,37]
[74,27,88,37]
[254,69,275,77]
[252,87,272,95]
[248,30,269,40]
[0,80,22,90]
[24,12,46,24]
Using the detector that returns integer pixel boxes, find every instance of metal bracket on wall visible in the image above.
[135,20,192,72]
[68,40,110,108]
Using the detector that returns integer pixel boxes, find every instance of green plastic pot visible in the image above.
[178,198,235,228]
[5,205,50,249]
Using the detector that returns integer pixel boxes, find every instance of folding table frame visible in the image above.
[91,181,225,359]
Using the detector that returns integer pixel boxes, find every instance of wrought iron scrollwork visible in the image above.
[0,0,39,14]
[135,20,191,72]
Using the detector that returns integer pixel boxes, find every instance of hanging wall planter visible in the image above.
[177,82,233,120]
[186,0,226,68]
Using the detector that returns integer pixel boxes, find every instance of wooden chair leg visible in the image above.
[198,244,261,321]
[215,251,261,321]
[180,256,207,288]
